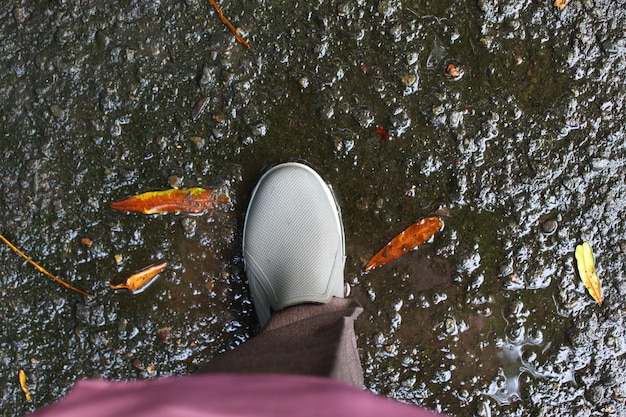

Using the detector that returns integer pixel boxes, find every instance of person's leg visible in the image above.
[203,297,364,386]
[202,162,364,386]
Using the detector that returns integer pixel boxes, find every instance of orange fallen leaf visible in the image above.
[111,188,229,214]
[365,217,443,271]
[19,369,31,402]
[444,63,464,79]
[554,0,569,9]
[575,242,602,305]
[110,262,168,294]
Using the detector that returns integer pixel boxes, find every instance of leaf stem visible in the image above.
[0,233,93,297]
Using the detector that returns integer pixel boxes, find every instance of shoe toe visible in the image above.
[243,163,345,326]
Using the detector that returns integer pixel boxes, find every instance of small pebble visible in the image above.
[355,197,368,210]
[14,6,28,23]
[181,217,197,237]
[168,175,182,188]
[157,327,172,343]
[189,136,205,148]
[541,219,558,235]
[50,104,65,118]
[401,74,417,86]
[148,45,160,56]
[221,70,233,83]
[601,40,618,55]
[95,30,110,49]
[132,359,144,370]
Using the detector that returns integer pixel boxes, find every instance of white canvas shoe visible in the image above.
[243,162,345,327]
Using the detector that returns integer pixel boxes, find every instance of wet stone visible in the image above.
[90,305,107,327]
[168,175,182,188]
[320,105,334,119]
[75,303,90,323]
[221,70,234,84]
[353,107,374,128]
[250,123,267,137]
[401,74,417,87]
[189,136,205,148]
[13,7,28,23]
[601,40,618,55]
[377,0,398,18]
[95,30,110,49]
[541,218,558,235]
[89,332,108,347]
[181,218,197,238]
[200,65,216,88]
[132,359,144,370]
[50,104,65,118]
[157,327,172,343]
[337,2,354,17]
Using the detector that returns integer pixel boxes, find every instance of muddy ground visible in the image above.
[1,0,625,416]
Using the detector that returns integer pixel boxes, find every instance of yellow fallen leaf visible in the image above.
[575,242,602,305]
[19,369,31,402]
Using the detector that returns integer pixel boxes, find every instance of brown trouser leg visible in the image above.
[202,297,364,387]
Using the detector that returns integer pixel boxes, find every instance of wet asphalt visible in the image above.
[1,1,625,416]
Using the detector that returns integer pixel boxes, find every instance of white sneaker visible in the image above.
[243,162,345,327]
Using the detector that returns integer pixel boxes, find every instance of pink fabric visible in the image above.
[28,373,442,417]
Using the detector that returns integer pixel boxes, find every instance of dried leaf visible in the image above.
[0,233,93,297]
[110,262,168,294]
[575,242,602,305]
[208,0,249,48]
[365,217,443,271]
[444,63,464,79]
[375,125,390,140]
[111,188,229,214]
[554,0,569,10]
[19,369,31,402]
[191,95,210,121]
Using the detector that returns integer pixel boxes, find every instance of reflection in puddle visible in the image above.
[485,322,574,406]
[485,337,540,405]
